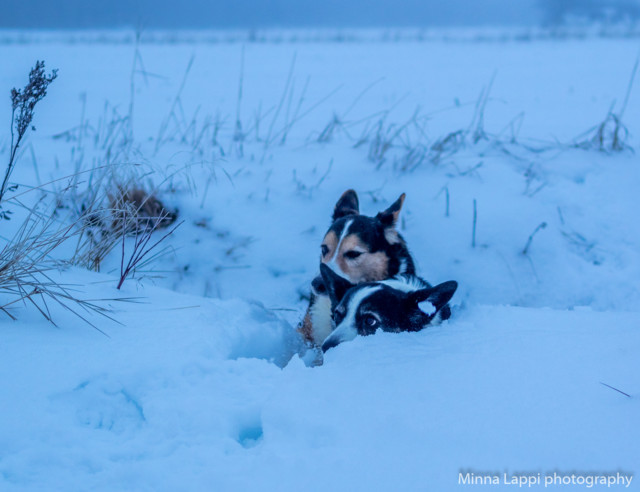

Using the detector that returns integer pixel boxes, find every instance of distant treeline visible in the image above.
[539,0,640,25]
[2,0,537,29]
[2,0,639,29]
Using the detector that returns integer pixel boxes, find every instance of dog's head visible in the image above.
[319,264,457,352]
[314,190,411,293]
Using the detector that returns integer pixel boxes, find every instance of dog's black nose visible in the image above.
[322,338,338,353]
[311,275,327,295]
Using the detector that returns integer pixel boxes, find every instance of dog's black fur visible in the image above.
[298,190,416,346]
[319,264,458,352]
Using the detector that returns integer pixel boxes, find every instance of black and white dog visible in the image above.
[319,263,458,352]
[298,189,416,346]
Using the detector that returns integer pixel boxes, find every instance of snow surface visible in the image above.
[0,30,639,490]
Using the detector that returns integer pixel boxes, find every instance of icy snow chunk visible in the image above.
[222,300,303,368]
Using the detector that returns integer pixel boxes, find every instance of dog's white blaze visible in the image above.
[380,276,426,294]
[310,295,333,345]
[338,218,354,245]
[324,285,382,348]
[326,218,354,278]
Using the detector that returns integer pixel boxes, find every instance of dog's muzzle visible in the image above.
[311,274,327,295]
[321,323,358,352]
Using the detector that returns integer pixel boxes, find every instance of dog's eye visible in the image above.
[334,306,346,324]
[344,250,363,260]
[360,314,379,335]
[363,314,379,328]
[321,244,329,256]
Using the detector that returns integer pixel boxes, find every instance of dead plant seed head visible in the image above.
[1,61,58,207]
[11,61,58,139]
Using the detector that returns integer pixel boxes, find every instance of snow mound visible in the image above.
[1,286,638,491]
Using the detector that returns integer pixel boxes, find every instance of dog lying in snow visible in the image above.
[298,189,416,346]
[319,263,458,352]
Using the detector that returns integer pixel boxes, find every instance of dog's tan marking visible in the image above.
[351,251,390,283]
[297,295,334,345]
[326,234,390,283]
[384,228,401,245]
[333,234,365,275]
[321,231,338,261]
[339,234,367,251]
[298,310,314,342]
[390,193,405,224]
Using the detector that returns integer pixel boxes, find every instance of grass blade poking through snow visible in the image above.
[117,210,183,290]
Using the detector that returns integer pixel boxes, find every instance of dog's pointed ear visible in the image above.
[376,193,405,228]
[333,189,359,221]
[320,263,354,309]
[409,281,458,314]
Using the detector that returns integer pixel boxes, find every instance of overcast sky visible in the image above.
[2,0,542,29]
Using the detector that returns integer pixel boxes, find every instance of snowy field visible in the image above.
[0,30,639,490]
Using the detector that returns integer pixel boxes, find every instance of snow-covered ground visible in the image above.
[0,30,639,490]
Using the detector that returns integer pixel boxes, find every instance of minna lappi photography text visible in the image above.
[459,471,634,488]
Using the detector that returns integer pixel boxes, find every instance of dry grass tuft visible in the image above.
[573,109,631,153]
[573,55,638,153]
[110,186,178,234]
[0,207,125,331]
